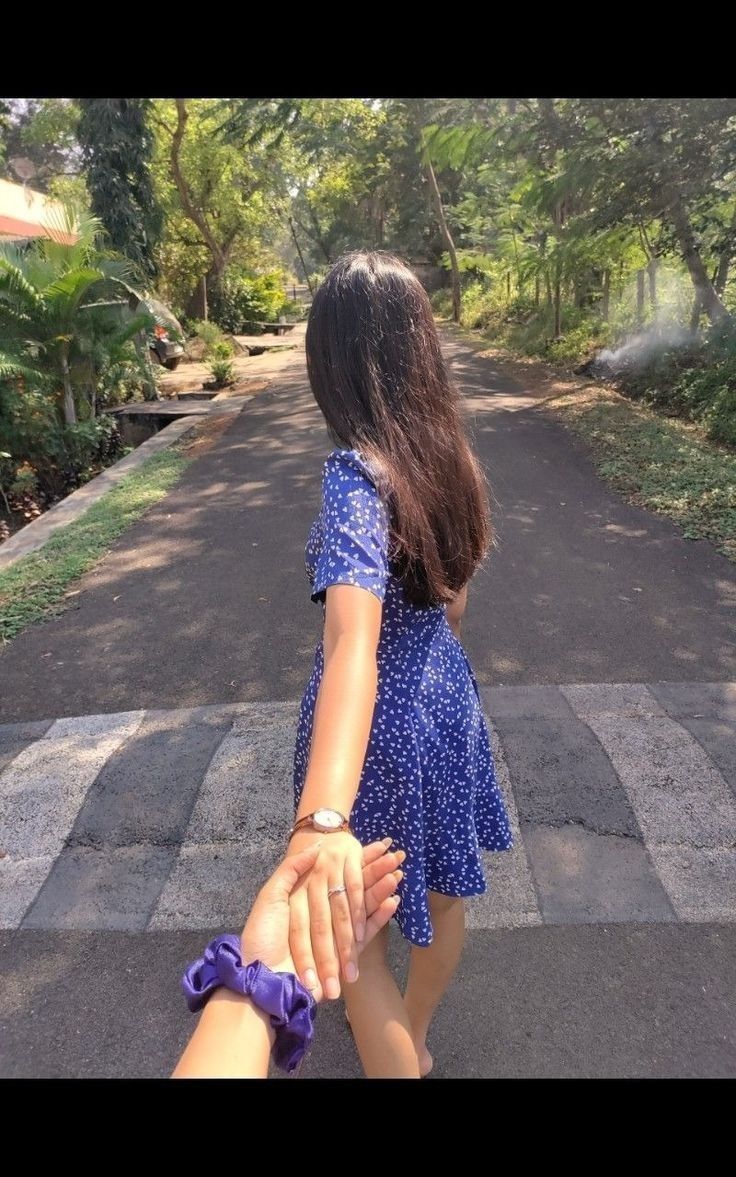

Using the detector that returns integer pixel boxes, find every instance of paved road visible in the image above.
[2,330,735,1077]
[1,333,734,725]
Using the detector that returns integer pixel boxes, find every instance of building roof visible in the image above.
[0,178,78,245]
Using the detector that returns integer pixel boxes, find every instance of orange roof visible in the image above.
[0,178,79,245]
[0,212,78,246]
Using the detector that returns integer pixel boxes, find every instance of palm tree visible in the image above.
[0,204,153,425]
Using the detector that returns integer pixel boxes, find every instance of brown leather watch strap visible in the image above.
[288,812,351,839]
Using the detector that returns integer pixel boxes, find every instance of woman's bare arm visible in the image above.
[295,583,382,820]
[446,583,468,639]
[288,583,382,1001]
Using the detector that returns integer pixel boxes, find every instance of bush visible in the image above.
[618,318,736,445]
[430,288,454,317]
[209,271,290,333]
[207,340,235,389]
[188,319,225,357]
[1,378,125,514]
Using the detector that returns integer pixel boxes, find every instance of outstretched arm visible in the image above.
[288,583,382,1001]
[172,839,403,1078]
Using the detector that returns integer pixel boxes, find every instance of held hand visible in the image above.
[287,831,404,1002]
[241,838,403,994]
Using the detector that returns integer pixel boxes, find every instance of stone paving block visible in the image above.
[0,856,55,927]
[492,711,641,837]
[47,712,144,739]
[230,700,301,734]
[481,684,576,721]
[69,710,230,848]
[0,721,54,775]
[149,843,273,929]
[184,716,297,849]
[467,726,541,930]
[522,824,676,925]
[648,844,736,923]
[654,716,736,805]
[561,683,666,719]
[23,845,176,931]
[0,712,144,859]
[573,713,736,849]
[650,682,736,723]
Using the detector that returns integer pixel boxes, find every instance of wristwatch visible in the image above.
[289,808,352,838]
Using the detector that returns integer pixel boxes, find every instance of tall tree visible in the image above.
[77,99,162,283]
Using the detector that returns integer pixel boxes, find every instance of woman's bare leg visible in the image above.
[343,926,421,1078]
[403,891,465,1076]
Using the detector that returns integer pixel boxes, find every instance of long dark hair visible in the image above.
[306,250,491,607]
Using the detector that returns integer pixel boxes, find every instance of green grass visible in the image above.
[548,386,736,560]
[0,447,190,642]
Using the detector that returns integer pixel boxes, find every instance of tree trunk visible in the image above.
[665,187,730,324]
[60,346,77,426]
[506,271,511,301]
[425,157,461,323]
[715,254,731,298]
[553,263,562,338]
[636,270,646,326]
[134,332,159,401]
[601,269,611,321]
[288,216,314,294]
[690,296,702,332]
[534,272,540,308]
[307,207,332,265]
[170,99,230,282]
[647,258,658,315]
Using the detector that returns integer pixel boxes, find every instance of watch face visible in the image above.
[313,808,343,831]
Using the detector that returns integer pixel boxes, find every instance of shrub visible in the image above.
[209,271,289,333]
[207,340,235,388]
[618,318,736,444]
[1,380,125,512]
[189,319,225,357]
[430,288,454,317]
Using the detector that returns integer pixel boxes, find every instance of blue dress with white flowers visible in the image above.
[293,449,513,946]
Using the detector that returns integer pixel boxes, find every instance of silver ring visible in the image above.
[327,884,347,898]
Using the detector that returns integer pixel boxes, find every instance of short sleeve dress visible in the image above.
[293,449,513,947]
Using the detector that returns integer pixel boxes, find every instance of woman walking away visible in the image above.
[286,251,513,1078]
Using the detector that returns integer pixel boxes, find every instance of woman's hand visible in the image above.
[287,830,397,1002]
[242,837,403,992]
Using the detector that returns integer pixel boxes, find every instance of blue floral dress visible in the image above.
[293,449,513,946]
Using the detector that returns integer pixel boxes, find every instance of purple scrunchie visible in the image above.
[182,934,316,1074]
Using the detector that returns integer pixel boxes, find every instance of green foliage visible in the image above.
[0,205,150,423]
[620,319,736,445]
[0,98,80,187]
[430,288,454,317]
[551,388,736,560]
[0,447,189,641]
[188,319,225,356]
[78,99,162,283]
[0,369,125,506]
[207,340,235,387]
[209,271,289,332]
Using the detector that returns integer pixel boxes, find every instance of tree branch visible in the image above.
[170,99,226,273]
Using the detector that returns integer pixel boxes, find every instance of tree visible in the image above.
[149,99,285,318]
[0,98,80,188]
[77,99,162,283]
[0,205,150,425]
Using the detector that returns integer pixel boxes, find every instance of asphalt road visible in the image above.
[2,330,735,1079]
[2,332,734,725]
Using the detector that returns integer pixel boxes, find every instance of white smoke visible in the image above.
[595,323,696,375]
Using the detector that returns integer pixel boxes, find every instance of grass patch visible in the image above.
[0,447,190,642]
[547,385,736,560]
